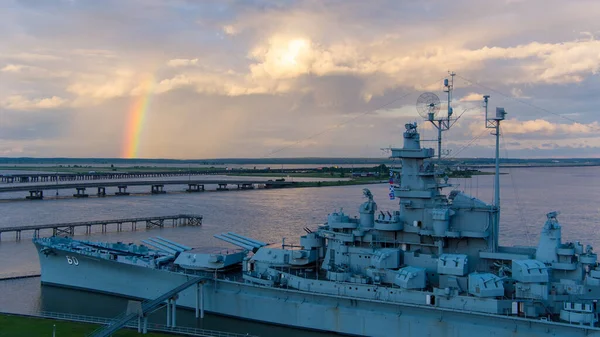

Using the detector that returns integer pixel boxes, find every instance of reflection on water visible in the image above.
[0,277,42,314]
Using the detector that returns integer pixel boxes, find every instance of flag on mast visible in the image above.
[389,170,395,200]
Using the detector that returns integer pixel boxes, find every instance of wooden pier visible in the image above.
[0,214,203,242]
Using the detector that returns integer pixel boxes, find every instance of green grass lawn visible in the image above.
[0,314,175,337]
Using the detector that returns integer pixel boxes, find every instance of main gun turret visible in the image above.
[359,188,377,228]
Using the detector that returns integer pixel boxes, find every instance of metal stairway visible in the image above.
[88,275,207,337]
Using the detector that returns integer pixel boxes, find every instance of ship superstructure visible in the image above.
[241,120,600,324]
[34,81,600,337]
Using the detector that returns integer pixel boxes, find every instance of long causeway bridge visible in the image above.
[0,214,203,241]
[1,170,210,183]
[0,179,295,200]
[0,168,317,183]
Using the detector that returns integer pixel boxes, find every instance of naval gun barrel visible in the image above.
[222,233,263,249]
[226,232,267,247]
[141,240,178,255]
[149,238,186,253]
[214,234,255,251]
[155,236,192,251]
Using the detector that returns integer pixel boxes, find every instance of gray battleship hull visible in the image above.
[36,243,600,337]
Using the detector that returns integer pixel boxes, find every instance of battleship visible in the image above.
[34,79,600,337]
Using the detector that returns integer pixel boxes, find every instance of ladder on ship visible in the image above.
[88,276,207,337]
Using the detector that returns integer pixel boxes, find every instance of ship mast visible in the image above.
[484,95,506,252]
[433,72,455,161]
[417,73,456,162]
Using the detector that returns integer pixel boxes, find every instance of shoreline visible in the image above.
[2,162,597,175]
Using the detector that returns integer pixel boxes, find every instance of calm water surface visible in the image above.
[0,166,599,336]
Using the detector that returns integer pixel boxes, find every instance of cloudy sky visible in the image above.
[1,0,600,159]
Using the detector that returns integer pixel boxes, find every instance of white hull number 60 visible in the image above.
[66,255,79,266]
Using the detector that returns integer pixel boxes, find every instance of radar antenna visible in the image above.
[416,72,456,161]
[416,92,441,121]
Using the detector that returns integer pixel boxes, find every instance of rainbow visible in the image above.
[122,76,155,158]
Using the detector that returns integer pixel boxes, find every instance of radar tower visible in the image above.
[416,72,456,161]
[484,95,506,253]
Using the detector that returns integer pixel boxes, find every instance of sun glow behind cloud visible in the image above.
[250,36,312,79]
[282,39,310,66]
